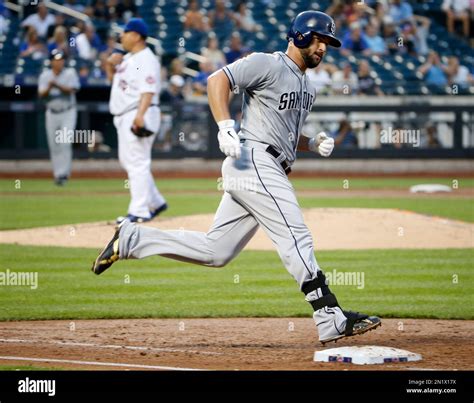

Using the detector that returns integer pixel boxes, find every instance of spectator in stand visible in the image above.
[330,120,358,148]
[225,32,244,64]
[444,56,474,86]
[332,62,359,95]
[114,0,138,22]
[92,0,111,22]
[19,27,47,59]
[201,34,226,69]
[21,2,55,39]
[99,35,118,76]
[170,57,185,77]
[364,23,387,55]
[192,58,214,95]
[307,64,333,95]
[76,24,103,61]
[341,22,371,56]
[208,0,234,32]
[417,51,448,86]
[184,0,209,32]
[382,16,401,55]
[403,15,430,56]
[388,0,414,26]
[420,124,442,148]
[161,74,186,104]
[325,1,346,33]
[46,13,66,38]
[48,26,70,57]
[357,60,384,96]
[442,0,471,38]
[233,1,259,32]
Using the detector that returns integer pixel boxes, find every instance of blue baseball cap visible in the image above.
[124,18,148,38]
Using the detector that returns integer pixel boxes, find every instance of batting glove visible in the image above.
[217,119,241,159]
[309,131,335,157]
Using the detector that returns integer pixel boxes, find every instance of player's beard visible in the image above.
[300,49,324,69]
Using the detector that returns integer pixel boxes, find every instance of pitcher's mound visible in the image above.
[1,208,472,250]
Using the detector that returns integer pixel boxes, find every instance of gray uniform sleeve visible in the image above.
[38,71,50,93]
[67,68,81,90]
[222,52,273,92]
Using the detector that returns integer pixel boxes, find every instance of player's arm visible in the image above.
[38,72,54,98]
[132,92,154,129]
[207,70,232,122]
[38,81,54,98]
[298,132,335,157]
[105,53,123,82]
[50,82,77,94]
[207,70,240,158]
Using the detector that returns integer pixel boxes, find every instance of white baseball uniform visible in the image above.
[38,67,80,180]
[109,47,166,218]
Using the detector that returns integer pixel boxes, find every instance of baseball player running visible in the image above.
[92,11,381,344]
[107,18,168,223]
[38,49,80,186]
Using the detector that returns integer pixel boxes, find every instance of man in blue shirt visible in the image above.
[389,0,413,25]
[341,23,370,56]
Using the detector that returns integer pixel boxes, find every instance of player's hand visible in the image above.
[309,131,335,157]
[107,53,123,66]
[316,132,334,157]
[217,119,241,159]
[132,115,145,130]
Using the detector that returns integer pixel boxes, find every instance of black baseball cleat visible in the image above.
[150,202,168,219]
[320,312,382,345]
[91,226,121,275]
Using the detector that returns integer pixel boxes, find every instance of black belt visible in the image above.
[114,104,159,117]
[48,105,74,114]
[265,145,292,175]
[241,139,292,175]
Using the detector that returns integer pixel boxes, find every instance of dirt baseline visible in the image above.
[0,318,472,371]
[1,208,473,250]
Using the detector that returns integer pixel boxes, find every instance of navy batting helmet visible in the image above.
[287,11,341,48]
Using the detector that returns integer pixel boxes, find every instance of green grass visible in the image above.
[0,365,63,371]
[0,245,472,321]
[0,178,472,193]
[0,178,473,229]
[299,198,474,222]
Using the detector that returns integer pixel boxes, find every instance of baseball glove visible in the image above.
[131,125,154,138]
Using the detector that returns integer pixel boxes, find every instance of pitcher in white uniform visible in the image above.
[93,12,381,345]
[107,18,167,223]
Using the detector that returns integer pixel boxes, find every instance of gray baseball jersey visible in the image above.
[112,51,347,342]
[38,67,79,180]
[38,67,80,111]
[222,51,316,165]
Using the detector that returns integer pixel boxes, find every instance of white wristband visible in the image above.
[218,119,235,130]
[308,137,318,153]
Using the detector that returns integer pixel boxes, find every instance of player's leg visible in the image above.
[142,108,167,214]
[92,190,259,273]
[116,111,154,219]
[228,147,380,343]
[58,108,76,180]
[45,111,68,183]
